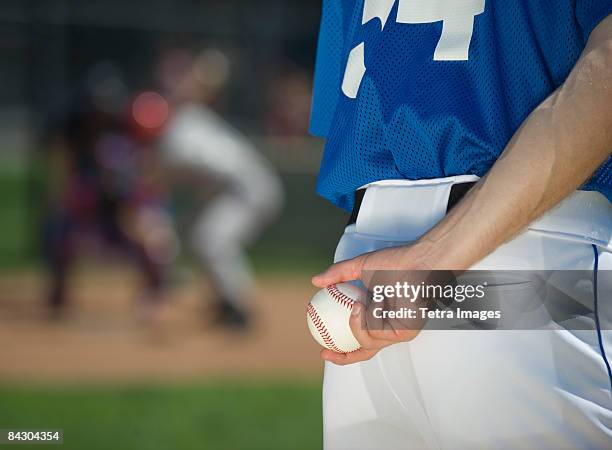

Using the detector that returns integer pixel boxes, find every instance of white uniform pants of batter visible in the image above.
[162,104,283,307]
[323,176,612,450]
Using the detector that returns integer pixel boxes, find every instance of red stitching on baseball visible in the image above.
[307,303,346,353]
[327,284,356,310]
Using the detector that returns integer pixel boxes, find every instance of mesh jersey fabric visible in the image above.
[310,0,612,211]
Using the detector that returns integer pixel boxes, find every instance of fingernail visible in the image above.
[351,302,361,316]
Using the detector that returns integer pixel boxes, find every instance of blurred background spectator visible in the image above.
[0,1,347,449]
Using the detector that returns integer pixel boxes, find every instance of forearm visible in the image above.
[409,17,612,270]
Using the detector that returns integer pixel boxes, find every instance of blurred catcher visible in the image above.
[41,63,178,320]
[157,48,283,328]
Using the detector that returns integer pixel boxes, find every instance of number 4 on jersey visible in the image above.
[342,0,486,98]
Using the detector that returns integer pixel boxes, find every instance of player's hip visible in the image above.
[326,176,612,449]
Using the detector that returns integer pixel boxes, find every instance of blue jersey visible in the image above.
[311,0,612,211]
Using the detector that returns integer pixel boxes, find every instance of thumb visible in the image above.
[311,256,364,287]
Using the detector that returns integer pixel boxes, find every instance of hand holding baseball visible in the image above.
[310,245,424,365]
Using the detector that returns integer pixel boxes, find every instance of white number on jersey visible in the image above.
[342,0,486,98]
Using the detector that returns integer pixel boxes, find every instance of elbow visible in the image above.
[601,37,612,66]
[585,36,612,71]
[598,37,612,111]
[580,36,612,103]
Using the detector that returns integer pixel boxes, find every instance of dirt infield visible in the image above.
[0,266,324,382]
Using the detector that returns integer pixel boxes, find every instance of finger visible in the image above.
[349,302,394,350]
[368,326,419,343]
[311,256,364,287]
[320,348,378,366]
[386,314,422,342]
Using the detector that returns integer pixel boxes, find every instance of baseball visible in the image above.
[306,283,364,353]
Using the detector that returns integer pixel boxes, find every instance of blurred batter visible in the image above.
[158,49,283,328]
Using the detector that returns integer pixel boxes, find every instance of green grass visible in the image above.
[0,380,322,450]
[0,165,35,268]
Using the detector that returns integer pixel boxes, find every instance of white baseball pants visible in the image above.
[323,176,612,450]
[162,103,283,307]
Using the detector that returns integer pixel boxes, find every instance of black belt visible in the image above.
[348,181,476,226]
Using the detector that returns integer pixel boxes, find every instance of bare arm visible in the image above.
[417,14,612,270]
[313,15,612,365]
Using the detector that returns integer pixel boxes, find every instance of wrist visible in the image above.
[407,233,475,271]
[399,239,438,270]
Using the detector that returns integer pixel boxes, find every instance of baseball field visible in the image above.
[0,164,346,449]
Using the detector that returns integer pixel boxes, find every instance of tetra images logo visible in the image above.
[341,0,486,98]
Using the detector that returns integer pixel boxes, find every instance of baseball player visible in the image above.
[42,66,173,319]
[309,1,612,448]
[158,49,283,328]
